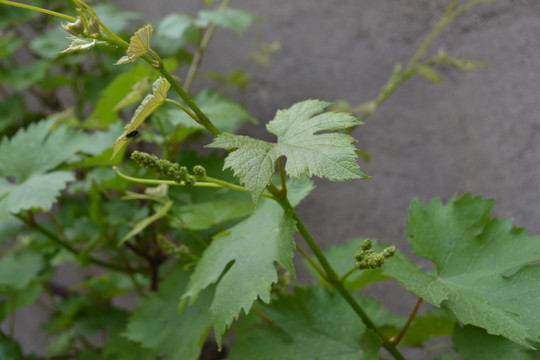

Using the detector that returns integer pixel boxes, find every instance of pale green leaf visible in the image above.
[228,287,382,360]
[60,37,108,54]
[113,78,150,111]
[383,193,540,347]
[173,200,254,230]
[93,4,140,34]
[0,252,43,290]
[183,178,313,344]
[0,172,74,219]
[454,325,537,360]
[116,23,153,65]
[119,201,172,244]
[168,90,255,133]
[196,9,255,36]
[29,27,70,59]
[157,14,194,40]
[207,99,366,203]
[0,118,116,218]
[112,77,170,158]
[88,63,152,126]
[124,266,213,360]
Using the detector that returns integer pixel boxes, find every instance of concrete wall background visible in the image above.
[6,0,540,358]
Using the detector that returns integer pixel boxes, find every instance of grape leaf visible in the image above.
[228,286,382,360]
[157,13,194,40]
[0,60,49,90]
[183,178,314,344]
[207,99,366,203]
[102,333,155,360]
[29,27,70,59]
[93,4,140,34]
[0,94,25,134]
[116,23,153,65]
[88,63,152,126]
[112,77,170,158]
[124,266,214,360]
[454,325,537,360]
[173,200,254,230]
[0,119,119,219]
[168,90,256,133]
[196,9,255,36]
[0,252,43,290]
[383,193,540,347]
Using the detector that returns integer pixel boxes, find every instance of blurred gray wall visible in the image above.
[8,0,540,358]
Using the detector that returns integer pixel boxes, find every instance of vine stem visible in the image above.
[14,213,144,274]
[183,0,231,93]
[393,297,423,346]
[0,0,77,21]
[113,166,275,199]
[295,244,329,283]
[356,0,490,123]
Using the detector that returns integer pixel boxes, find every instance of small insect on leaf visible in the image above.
[126,130,140,139]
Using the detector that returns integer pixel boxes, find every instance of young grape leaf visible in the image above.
[112,77,170,158]
[116,23,153,65]
[228,286,382,360]
[60,37,108,54]
[124,266,214,360]
[196,9,255,36]
[207,99,366,203]
[453,325,537,360]
[29,27,71,59]
[182,178,314,345]
[157,13,194,40]
[0,119,116,219]
[168,90,256,133]
[383,193,540,347]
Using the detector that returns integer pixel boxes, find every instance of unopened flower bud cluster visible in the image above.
[354,239,396,270]
[131,151,206,186]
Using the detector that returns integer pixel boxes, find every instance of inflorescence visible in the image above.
[131,151,206,186]
[354,239,396,270]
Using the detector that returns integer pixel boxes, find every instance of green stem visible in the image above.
[165,98,200,124]
[393,297,423,346]
[200,175,275,199]
[340,266,358,282]
[153,59,222,136]
[277,157,287,197]
[0,0,77,21]
[183,0,231,93]
[295,244,329,283]
[14,213,142,274]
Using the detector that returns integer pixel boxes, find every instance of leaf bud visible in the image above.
[62,18,85,36]
[85,17,100,36]
[383,246,396,258]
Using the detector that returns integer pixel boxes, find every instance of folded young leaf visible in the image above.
[207,99,367,203]
[116,23,153,65]
[60,37,108,54]
[384,193,540,348]
[112,77,170,158]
